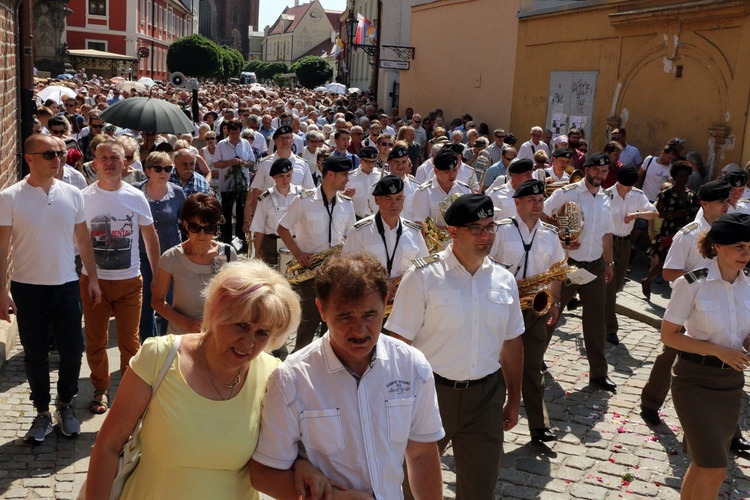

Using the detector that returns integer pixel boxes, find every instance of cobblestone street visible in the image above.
[2,312,750,499]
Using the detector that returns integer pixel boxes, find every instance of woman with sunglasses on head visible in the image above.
[662,213,750,499]
[152,193,237,335]
[134,152,186,341]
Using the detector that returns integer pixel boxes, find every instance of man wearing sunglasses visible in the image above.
[79,140,161,415]
[0,134,102,443]
[386,193,524,500]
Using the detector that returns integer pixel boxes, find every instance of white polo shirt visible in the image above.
[279,187,355,254]
[347,166,382,218]
[385,247,525,381]
[252,333,444,499]
[543,180,614,262]
[342,215,429,278]
[606,185,656,237]
[663,216,712,276]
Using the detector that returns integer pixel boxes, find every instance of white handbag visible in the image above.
[78,336,182,499]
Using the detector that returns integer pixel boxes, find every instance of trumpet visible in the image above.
[285,245,343,284]
[517,260,577,316]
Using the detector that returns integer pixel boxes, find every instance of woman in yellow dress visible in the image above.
[84,260,303,499]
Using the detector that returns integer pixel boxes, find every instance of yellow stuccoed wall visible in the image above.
[399,0,521,133]
[511,0,750,175]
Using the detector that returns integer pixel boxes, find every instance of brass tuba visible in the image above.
[285,245,343,284]
[550,201,584,246]
[517,260,577,316]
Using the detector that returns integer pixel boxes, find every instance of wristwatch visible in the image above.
[605,261,615,267]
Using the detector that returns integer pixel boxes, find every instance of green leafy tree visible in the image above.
[259,61,288,80]
[219,45,245,79]
[243,60,265,73]
[167,34,222,78]
[290,56,333,89]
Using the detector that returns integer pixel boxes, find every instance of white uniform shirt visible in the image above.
[252,333,444,499]
[279,187,355,254]
[250,152,315,193]
[545,167,569,183]
[411,179,471,228]
[490,217,566,279]
[0,180,85,285]
[213,138,255,192]
[342,216,429,277]
[664,259,750,349]
[543,180,614,262]
[487,182,518,220]
[347,166,382,217]
[415,162,473,186]
[695,199,750,221]
[517,140,549,161]
[249,186,301,236]
[385,247,525,381]
[606,185,656,237]
[663,216,711,275]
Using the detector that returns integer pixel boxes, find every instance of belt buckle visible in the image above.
[453,380,470,390]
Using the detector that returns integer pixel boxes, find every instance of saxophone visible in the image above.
[384,275,403,317]
[517,260,577,316]
[422,193,463,254]
[285,245,343,284]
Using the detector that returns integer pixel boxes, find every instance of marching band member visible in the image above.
[487,158,535,219]
[412,148,472,229]
[372,144,421,222]
[346,146,382,219]
[277,156,355,352]
[491,179,566,443]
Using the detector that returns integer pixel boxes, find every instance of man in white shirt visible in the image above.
[517,126,550,161]
[250,254,444,500]
[346,146,381,219]
[487,158,535,219]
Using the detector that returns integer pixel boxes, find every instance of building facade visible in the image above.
[512,0,750,175]
[64,0,196,81]
[398,0,521,133]
[198,0,259,58]
[262,0,340,67]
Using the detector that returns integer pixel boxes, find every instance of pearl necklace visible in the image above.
[202,341,243,401]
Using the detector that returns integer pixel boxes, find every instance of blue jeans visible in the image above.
[11,280,84,413]
[139,254,170,342]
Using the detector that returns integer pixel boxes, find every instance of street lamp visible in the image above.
[345,4,357,88]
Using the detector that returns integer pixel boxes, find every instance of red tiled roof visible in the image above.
[268,4,311,35]
[300,39,335,59]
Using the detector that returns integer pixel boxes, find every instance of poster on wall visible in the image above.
[546,72,598,142]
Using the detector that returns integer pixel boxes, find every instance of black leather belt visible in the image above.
[266,234,279,240]
[433,372,494,390]
[678,351,731,369]
[613,234,631,241]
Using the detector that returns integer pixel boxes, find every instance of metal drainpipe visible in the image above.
[17,0,34,178]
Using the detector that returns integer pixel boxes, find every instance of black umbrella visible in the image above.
[98,97,193,134]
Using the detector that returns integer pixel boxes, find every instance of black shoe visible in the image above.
[640,406,661,426]
[590,376,617,392]
[731,437,750,452]
[530,428,557,443]
[566,297,581,311]
[606,333,620,345]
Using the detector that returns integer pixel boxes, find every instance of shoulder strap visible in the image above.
[644,156,655,173]
[685,268,708,284]
[224,244,231,262]
[149,336,181,403]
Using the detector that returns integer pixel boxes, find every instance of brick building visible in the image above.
[198,0,259,58]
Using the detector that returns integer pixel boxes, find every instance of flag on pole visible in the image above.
[354,14,376,45]
[334,37,345,60]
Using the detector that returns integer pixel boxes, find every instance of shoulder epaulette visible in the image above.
[413,254,440,268]
[352,218,373,230]
[299,189,315,198]
[407,174,418,182]
[561,183,577,192]
[455,180,470,188]
[541,221,558,232]
[417,180,431,191]
[685,268,708,284]
[497,218,514,225]
[338,193,352,201]
[679,221,700,234]
[489,256,512,269]
[744,268,750,276]
[605,190,614,200]
[258,190,271,200]
[632,187,644,193]
[739,198,750,203]
[403,219,421,231]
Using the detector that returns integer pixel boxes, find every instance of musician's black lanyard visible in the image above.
[321,189,337,247]
[510,218,537,279]
[375,212,402,276]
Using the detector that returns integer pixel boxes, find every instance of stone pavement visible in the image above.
[3,311,750,499]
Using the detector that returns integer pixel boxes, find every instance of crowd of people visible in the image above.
[3,74,750,498]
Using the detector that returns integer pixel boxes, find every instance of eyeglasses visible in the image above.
[147,165,173,173]
[206,137,216,141]
[29,150,66,160]
[65,103,77,107]
[187,222,218,235]
[380,142,393,147]
[462,223,497,235]
[413,120,421,124]
[105,126,116,131]
[495,135,506,139]
[90,124,103,129]
[503,155,516,161]
[50,129,66,135]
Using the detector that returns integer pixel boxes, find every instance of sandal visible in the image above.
[89,390,109,414]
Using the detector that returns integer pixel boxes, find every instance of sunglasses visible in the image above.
[206,137,216,140]
[380,142,393,147]
[50,129,66,135]
[90,124,103,129]
[29,150,66,160]
[187,222,218,235]
[147,165,173,173]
